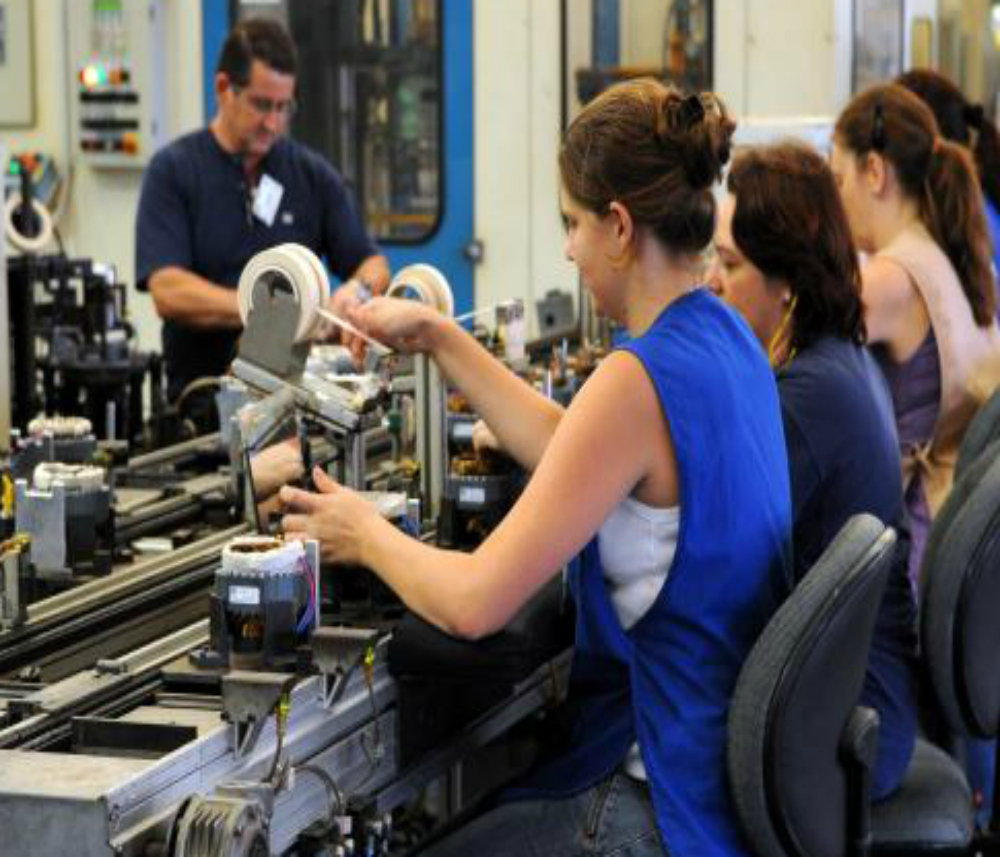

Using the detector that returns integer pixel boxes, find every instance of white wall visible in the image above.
[715,0,943,121]
[473,0,578,337]
[620,0,670,69]
[714,0,850,118]
[0,0,204,354]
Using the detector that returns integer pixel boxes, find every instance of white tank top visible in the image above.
[598,495,680,779]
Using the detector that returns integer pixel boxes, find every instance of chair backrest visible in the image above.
[921,443,1000,741]
[955,385,1000,480]
[728,514,897,857]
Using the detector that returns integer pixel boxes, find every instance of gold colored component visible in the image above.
[447,392,473,414]
[241,618,264,640]
[1,475,14,518]
[230,538,285,554]
[0,533,31,558]
[451,448,508,477]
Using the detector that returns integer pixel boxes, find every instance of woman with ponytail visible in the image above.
[832,82,1000,588]
[844,76,1000,828]
[897,68,1000,284]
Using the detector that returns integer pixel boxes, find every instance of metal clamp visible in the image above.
[221,671,297,759]
[311,627,381,709]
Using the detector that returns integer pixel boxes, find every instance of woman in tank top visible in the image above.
[280,80,792,857]
[831,83,1000,589]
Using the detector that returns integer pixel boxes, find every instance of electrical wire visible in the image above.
[174,375,223,413]
[295,555,317,634]
[355,647,385,788]
[266,693,292,787]
[295,763,346,831]
[266,710,285,786]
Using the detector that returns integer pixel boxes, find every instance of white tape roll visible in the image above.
[387,264,455,317]
[4,193,54,254]
[33,462,105,492]
[27,415,93,438]
[237,244,332,344]
[221,535,305,576]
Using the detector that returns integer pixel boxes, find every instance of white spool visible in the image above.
[221,535,305,577]
[33,462,105,492]
[237,244,332,344]
[27,415,93,438]
[4,193,54,254]
[386,264,455,317]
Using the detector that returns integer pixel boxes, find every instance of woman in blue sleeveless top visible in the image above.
[280,79,792,857]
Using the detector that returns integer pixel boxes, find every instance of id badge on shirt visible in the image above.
[253,174,284,226]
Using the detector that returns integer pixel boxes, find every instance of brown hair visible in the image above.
[559,78,735,255]
[897,69,1000,214]
[727,142,866,351]
[835,83,995,326]
[218,17,297,86]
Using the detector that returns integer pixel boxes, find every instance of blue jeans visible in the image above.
[418,770,666,856]
[965,737,996,830]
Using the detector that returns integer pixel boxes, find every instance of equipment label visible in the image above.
[229,585,261,606]
[459,485,486,505]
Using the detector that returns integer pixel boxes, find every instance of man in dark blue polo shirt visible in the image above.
[136,17,389,401]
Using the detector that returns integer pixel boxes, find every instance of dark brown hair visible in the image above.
[835,83,996,326]
[217,17,297,86]
[897,68,1000,214]
[727,142,866,351]
[559,78,735,255]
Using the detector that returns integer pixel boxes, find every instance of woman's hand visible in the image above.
[348,297,443,359]
[279,467,380,565]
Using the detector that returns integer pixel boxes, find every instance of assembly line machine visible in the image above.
[0,245,574,856]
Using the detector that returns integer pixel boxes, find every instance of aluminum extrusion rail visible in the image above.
[0,621,211,750]
[0,525,247,681]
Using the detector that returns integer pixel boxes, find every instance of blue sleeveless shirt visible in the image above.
[512,289,792,856]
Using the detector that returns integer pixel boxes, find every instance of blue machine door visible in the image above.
[203,0,475,316]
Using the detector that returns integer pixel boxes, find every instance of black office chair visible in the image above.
[728,514,897,857]
[955,385,1000,479]
[871,444,1000,855]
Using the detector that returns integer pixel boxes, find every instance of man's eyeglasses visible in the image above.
[234,86,297,119]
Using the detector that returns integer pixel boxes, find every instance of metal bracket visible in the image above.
[311,627,380,709]
[221,670,297,759]
[237,275,311,380]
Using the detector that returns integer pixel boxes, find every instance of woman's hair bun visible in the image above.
[658,92,735,190]
[558,78,736,256]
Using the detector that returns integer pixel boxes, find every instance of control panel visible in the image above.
[67,0,169,169]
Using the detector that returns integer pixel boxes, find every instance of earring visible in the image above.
[768,294,798,368]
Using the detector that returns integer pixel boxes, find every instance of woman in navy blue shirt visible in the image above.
[711,141,918,799]
[280,80,792,856]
